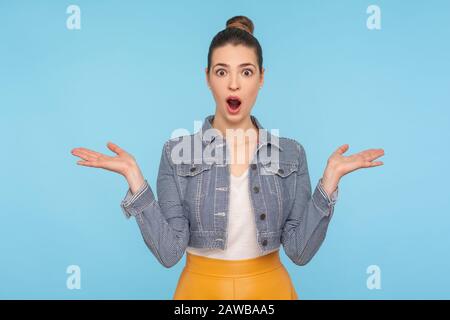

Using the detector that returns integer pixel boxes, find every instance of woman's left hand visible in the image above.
[321,144,385,197]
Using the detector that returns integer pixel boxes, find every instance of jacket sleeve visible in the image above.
[281,141,338,266]
[120,141,189,268]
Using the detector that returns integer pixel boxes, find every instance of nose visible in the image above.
[228,71,240,91]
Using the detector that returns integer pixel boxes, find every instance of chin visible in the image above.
[224,109,248,122]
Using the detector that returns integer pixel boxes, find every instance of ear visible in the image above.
[259,67,265,88]
[205,67,211,88]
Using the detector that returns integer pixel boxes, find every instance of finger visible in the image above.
[71,150,90,161]
[364,160,384,167]
[107,141,125,155]
[335,144,349,155]
[72,148,102,159]
[72,150,98,162]
[362,149,385,161]
[76,160,100,167]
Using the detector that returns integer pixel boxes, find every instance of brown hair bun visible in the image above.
[226,15,254,35]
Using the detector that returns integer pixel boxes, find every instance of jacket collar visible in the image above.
[198,114,283,152]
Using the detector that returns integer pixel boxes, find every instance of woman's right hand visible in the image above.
[71,142,145,194]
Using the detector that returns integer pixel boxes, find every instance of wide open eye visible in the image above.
[216,69,227,77]
[243,68,253,77]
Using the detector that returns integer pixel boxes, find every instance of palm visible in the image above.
[329,144,384,177]
[70,142,135,176]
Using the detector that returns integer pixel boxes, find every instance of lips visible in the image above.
[226,95,242,114]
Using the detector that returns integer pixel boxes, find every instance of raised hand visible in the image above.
[71,142,145,193]
[321,144,385,196]
[71,141,136,175]
[329,144,384,175]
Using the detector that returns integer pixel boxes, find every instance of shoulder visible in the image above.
[163,133,197,149]
[277,136,306,162]
[161,134,197,164]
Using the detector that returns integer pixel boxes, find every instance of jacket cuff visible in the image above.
[312,178,339,217]
[120,180,155,219]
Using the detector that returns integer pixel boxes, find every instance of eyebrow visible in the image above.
[212,63,256,69]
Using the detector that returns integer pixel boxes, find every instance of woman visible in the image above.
[70,16,384,299]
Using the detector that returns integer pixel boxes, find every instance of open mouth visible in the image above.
[226,96,242,114]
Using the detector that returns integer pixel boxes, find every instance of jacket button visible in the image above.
[253,186,260,193]
[251,163,257,170]
[260,213,266,220]
[278,168,284,175]
[262,239,268,246]
[190,167,196,172]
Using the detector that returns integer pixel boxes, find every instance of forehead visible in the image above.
[211,43,257,66]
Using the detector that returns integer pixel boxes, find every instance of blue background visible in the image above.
[1,0,449,299]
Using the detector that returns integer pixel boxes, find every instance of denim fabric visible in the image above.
[120,114,338,268]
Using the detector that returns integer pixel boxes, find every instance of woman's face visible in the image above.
[206,43,264,123]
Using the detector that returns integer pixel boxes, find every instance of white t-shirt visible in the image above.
[186,168,279,260]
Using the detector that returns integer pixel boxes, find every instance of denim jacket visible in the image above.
[120,114,338,268]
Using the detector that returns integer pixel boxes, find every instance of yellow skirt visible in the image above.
[173,250,298,300]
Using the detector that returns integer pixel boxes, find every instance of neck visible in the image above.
[211,113,259,144]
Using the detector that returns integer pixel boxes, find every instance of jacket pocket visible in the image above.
[176,163,212,177]
[175,163,213,198]
[174,163,213,231]
[262,162,299,200]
